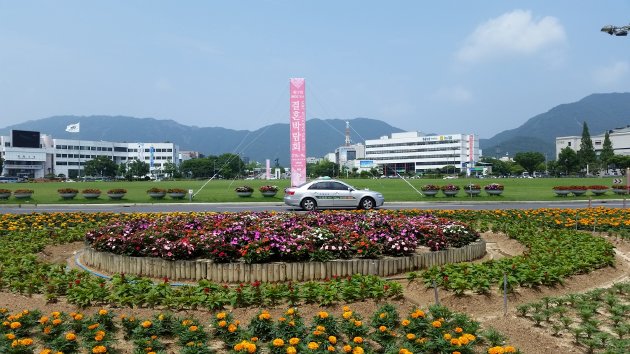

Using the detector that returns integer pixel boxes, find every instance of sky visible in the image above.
[1,1,630,139]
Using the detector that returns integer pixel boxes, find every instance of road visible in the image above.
[0,199,626,214]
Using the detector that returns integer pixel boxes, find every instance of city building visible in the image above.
[1,130,179,179]
[364,132,480,175]
[556,126,630,158]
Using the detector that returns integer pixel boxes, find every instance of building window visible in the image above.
[567,142,571,146]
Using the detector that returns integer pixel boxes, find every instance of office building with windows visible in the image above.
[364,132,480,175]
[1,130,179,179]
[555,126,630,158]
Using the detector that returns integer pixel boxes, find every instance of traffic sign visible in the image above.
[613,178,622,184]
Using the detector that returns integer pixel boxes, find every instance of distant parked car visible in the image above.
[283,177,384,211]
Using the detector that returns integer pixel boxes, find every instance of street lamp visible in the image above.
[601,24,630,36]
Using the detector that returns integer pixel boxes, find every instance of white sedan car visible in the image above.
[283,178,385,211]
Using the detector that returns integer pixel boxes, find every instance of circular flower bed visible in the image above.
[85,211,479,263]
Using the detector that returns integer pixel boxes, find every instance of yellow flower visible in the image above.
[342,311,353,319]
[352,347,364,354]
[286,308,295,316]
[353,320,362,327]
[228,323,238,332]
[328,335,337,344]
[5,333,16,340]
[273,338,285,347]
[141,321,152,328]
[234,342,244,351]
[39,316,49,324]
[406,333,416,340]
[431,320,441,328]
[286,346,297,354]
[352,337,363,344]
[459,336,469,345]
[19,338,34,346]
[73,314,84,321]
[98,309,108,316]
[189,325,199,332]
[379,325,387,332]
[343,345,352,353]
[66,332,77,341]
[10,322,21,329]
[379,313,387,319]
[444,333,452,340]
[88,323,100,330]
[52,312,61,318]
[246,343,257,353]
[289,338,300,345]
[92,345,107,353]
[319,311,329,319]
[342,306,350,312]
[488,347,504,354]
[454,327,463,333]
[504,346,517,353]
[327,345,336,352]
[218,320,227,327]
[450,338,461,346]
[401,319,410,326]
[52,319,62,326]
[308,342,319,350]
[182,319,193,326]
[216,312,226,320]
[259,313,271,320]
[453,352,462,354]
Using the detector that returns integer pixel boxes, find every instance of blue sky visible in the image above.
[1,1,629,138]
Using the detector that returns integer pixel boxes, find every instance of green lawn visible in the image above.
[0,177,627,204]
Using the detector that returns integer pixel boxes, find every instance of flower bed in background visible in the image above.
[85,211,479,262]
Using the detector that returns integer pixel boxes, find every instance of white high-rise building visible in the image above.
[364,132,480,175]
[1,131,179,179]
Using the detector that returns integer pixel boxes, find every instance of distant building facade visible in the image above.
[555,126,630,158]
[365,132,480,175]
[1,131,179,179]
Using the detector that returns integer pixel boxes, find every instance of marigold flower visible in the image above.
[92,345,107,353]
[52,319,62,325]
[431,320,441,328]
[43,327,52,334]
[286,346,297,354]
[234,343,244,351]
[379,325,387,332]
[328,335,337,344]
[450,338,461,346]
[352,347,364,354]
[313,330,323,336]
[218,320,227,327]
[289,338,300,345]
[342,306,350,312]
[488,347,504,354]
[343,345,352,353]
[401,319,410,326]
[74,314,84,321]
[504,346,517,353]
[88,323,100,330]
[40,349,53,354]
[228,323,238,332]
[319,311,329,319]
[352,337,363,344]
[141,321,152,328]
[258,313,271,320]
[5,333,15,340]
[459,336,469,345]
[10,322,21,329]
[250,337,258,342]
[444,333,452,340]
[379,313,387,319]
[190,325,198,332]
[286,308,295,315]
[98,309,108,316]
[273,338,285,347]
[453,352,462,354]
[216,312,226,320]
[246,343,257,353]
[52,311,61,318]
[454,327,463,333]
[354,320,362,327]
[308,342,319,350]
[66,332,77,341]
[406,333,416,340]
[95,334,104,341]
[182,319,193,326]
[20,338,34,346]
[327,345,335,352]
[342,311,353,319]
[39,316,49,324]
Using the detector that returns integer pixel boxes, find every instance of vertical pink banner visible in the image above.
[266,159,271,180]
[289,78,306,187]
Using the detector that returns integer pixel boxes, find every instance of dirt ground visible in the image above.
[2,232,629,354]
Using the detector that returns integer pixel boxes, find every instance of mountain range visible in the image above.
[1,92,629,163]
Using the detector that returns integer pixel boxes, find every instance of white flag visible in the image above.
[65,123,80,133]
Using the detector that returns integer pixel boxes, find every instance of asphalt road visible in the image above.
[0,199,627,214]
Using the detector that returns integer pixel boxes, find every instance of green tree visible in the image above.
[577,122,596,173]
[84,156,118,177]
[609,155,630,170]
[127,159,150,179]
[180,158,212,178]
[557,147,579,175]
[307,160,337,178]
[599,131,615,173]
[513,152,545,175]
[216,153,245,179]
[480,157,512,176]
[162,161,180,178]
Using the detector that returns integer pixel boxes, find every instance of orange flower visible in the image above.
[228,323,238,332]
[98,309,108,316]
[218,320,227,327]
[352,337,363,344]
[431,320,441,328]
[286,346,297,354]
[10,322,21,329]
[406,333,416,340]
[308,342,319,350]
[141,321,152,328]
[216,312,226,320]
[444,333,452,340]
[343,345,352,353]
[273,338,285,347]
[379,325,387,332]
[66,332,77,341]
[289,338,300,345]
[328,335,337,344]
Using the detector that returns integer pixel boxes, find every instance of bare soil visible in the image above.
[1,232,628,354]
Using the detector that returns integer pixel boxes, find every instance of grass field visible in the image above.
[0,176,627,204]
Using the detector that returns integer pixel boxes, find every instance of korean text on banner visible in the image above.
[289,78,306,187]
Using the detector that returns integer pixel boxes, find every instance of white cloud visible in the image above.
[593,61,629,86]
[457,10,566,63]
[431,85,473,103]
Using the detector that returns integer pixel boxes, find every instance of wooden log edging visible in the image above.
[79,239,486,282]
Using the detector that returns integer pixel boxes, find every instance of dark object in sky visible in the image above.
[12,129,40,148]
[601,24,630,36]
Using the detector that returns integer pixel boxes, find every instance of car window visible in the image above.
[331,182,350,191]
[308,182,326,190]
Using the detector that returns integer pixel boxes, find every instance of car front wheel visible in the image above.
[301,198,317,211]
[359,197,375,210]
